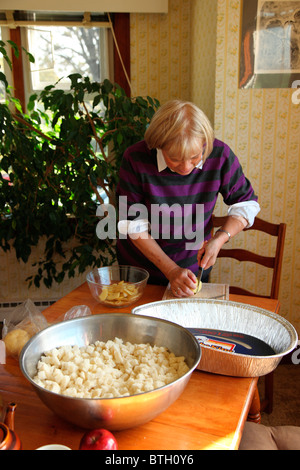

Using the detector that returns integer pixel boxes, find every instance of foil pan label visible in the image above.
[187,328,275,356]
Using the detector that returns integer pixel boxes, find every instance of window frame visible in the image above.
[2,12,130,110]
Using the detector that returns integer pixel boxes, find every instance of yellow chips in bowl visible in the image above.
[99,281,140,306]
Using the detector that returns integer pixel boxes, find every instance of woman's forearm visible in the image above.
[213,215,247,246]
[199,215,247,269]
[129,232,178,279]
[130,232,197,295]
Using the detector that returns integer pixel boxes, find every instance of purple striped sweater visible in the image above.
[116,139,258,284]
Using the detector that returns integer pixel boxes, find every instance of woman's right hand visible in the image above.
[197,238,223,270]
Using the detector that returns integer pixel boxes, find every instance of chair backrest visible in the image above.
[212,215,286,299]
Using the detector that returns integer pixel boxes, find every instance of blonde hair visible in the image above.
[144,100,214,161]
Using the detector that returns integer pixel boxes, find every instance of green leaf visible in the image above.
[68,73,82,87]
[117,132,123,145]
[102,78,113,94]
[27,100,35,112]
[0,71,8,88]
[93,95,101,108]
[7,40,19,58]
[21,47,35,63]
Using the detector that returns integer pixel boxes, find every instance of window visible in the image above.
[24,26,110,95]
[0,11,130,108]
[1,11,115,108]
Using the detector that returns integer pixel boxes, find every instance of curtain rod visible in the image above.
[0,10,111,28]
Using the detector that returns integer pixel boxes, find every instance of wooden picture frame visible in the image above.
[239,0,300,88]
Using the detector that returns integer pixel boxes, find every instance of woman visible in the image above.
[116,100,260,297]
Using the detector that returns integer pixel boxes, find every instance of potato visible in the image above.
[193,279,202,294]
[4,328,31,357]
[99,281,139,305]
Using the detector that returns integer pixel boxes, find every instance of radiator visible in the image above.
[0,299,57,322]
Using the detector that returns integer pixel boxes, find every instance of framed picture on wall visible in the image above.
[239,0,300,88]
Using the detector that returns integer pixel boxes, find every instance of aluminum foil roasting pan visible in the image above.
[132,299,298,377]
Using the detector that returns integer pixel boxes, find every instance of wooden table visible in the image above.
[0,284,280,451]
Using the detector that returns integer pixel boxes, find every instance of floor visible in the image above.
[258,363,300,427]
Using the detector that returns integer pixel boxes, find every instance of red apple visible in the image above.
[79,428,118,450]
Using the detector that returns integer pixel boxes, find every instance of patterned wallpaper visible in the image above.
[1,0,299,335]
[130,0,191,102]
[190,0,217,124]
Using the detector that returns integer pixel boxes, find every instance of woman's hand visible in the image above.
[197,238,223,270]
[197,215,247,269]
[129,233,198,297]
[168,266,197,297]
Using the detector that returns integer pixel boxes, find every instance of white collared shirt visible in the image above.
[156,148,203,172]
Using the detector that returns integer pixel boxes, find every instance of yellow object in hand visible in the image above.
[194,279,202,294]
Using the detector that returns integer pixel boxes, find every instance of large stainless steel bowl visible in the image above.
[19,313,201,430]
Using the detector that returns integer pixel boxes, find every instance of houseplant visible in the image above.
[0,40,160,288]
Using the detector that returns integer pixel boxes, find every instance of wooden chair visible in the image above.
[212,215,287,414]
[212,216,286,299]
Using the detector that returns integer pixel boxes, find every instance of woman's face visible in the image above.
[162,141,203,176]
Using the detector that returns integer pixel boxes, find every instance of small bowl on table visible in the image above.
[86,265,149,308]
